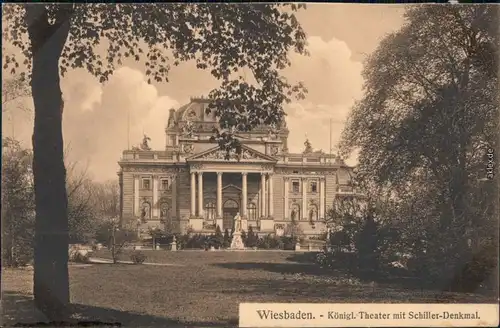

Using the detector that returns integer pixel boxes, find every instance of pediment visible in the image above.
[222,184,241,192]
[186,145,276,162]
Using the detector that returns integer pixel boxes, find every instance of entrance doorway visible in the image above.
[223,199,239,230]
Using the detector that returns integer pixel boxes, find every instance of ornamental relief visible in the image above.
[182,143,195,154]
[190,163,205,170]
[260,164,274,171]
[270,145,280,156]
[123,167,178,173]
[198,149,263,161]
[274,168,336,176]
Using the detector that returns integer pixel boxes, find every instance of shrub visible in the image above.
[245,226,258,248]
[185,233,209,249]
[281,236,296,250]
[223,229,231,248]
[2,237,34,267]
[69,251,90,264]
[354,216,381,278]
[257,234,283,249]
[130,251,147,264]
[213,226,224,249]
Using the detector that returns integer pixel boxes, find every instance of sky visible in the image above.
[2,4,406,182]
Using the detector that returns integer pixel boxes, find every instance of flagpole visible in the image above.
[329,118,332,163]
[127,107,130,150]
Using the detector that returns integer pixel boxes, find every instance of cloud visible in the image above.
[61,67,179,181]
[4,67,179,182]
[284,36,363,166]
[3,35,362,181]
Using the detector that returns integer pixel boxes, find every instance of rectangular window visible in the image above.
[161,179,169,190]
[292,180,300,193]
[142,178,151,190]
[310,181,318,193]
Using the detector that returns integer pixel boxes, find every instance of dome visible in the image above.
[175,97,213,122]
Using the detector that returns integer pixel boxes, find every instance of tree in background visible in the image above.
[339,5,498,290]
[2,4,307,319]
[222,229,231,249]
[213,225,224,249]
[1,137,124,264]
[1,75,31,113]
[2,138,35,267]
[245,226,258,248]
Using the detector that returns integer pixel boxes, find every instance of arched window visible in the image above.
[224,199,239,209]
[205,201,216,220]
[141,201,151,220]
[309,204,318,221]
[290,203,300,221]
[247,203,257,220]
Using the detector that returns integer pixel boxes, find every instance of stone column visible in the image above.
[268,173,274,217]
[197,172,204,217]
[190,172,196,216]
[134,175,140,216]
[242,172,248,216]
[171,175,177,219]
[319,177,325,219]
[302,177,307,219]
[217,172,223,217]
[152,176,159,217]
[283,177,289,219]
[260,173,266,217]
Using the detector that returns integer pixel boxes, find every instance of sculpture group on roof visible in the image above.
[132,134,152,151]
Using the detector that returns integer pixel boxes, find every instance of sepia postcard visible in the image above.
[1,3,498,327]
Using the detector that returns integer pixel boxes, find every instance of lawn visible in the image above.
[2,250,495,327]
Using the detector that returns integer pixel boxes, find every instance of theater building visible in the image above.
[118,97,356,238]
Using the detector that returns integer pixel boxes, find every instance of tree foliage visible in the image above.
[1,138,35,267]
[335,5,498,291]
[1,75,31,112]
[3,3,307,147]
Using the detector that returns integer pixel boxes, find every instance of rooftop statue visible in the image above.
[303,138,313,154]
[140,134,151,151]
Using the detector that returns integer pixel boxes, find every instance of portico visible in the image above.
[189,170,274,220]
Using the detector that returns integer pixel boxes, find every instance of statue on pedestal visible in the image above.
[233,212,241,232]
[230,212,245,250]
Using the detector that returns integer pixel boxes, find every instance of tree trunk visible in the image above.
[26,5,72,321]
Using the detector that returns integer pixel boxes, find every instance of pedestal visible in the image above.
[230,231,245,250]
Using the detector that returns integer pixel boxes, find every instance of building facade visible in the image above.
[118,97,356,238]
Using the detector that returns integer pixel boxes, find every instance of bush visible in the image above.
[281,236,296,250]
[213,226,224,249]
[185,234,209,249]
[130,251,147,264]
[2,237,34,267]
[245,226,258,248]
[354,216,381,278]
[69,251,90,264]
[257,234,284,249]
[223,229,231,248]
